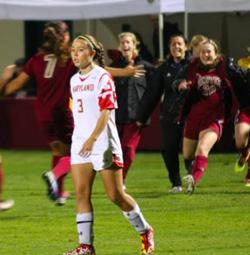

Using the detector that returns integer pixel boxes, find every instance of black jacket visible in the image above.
[111,56,155,124]
[226,58,250,109]
[137,52,191,123]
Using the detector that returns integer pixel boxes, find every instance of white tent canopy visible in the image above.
[1,0,250,20]
[0,0,184,20]
[186,0,250,13]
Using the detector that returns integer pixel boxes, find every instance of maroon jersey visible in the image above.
[23,52,76,143]
[187,69,224,122]
[23,53,76,115]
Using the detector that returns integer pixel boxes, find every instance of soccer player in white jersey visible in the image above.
[63,34,154,255]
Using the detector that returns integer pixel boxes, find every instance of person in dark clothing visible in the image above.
[137,34,191,193]
[110,32,155,182]
[150,15,182,60]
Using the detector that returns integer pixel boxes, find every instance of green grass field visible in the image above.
[0,150,249,255]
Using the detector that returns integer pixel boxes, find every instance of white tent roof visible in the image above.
[0,0,250,20]
[186,0,250,13]
[0,0,185,20]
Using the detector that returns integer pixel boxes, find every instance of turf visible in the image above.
[0,150,249,255]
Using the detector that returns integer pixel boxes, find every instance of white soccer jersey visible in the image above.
[70,65,123,170]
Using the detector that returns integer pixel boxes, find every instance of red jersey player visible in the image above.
[177,39,238,194]
[4,21,74,205]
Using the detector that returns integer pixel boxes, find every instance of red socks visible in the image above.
[192,155,208,184]
[52,156,71,180]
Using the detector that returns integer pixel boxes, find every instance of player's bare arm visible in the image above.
[4,72,30,95]
[105,65,145,78]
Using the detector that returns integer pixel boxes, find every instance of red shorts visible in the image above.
[235,107,250,125]
[36,107,74,145]
[184,117,224,140]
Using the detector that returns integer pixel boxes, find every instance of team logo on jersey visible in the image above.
[72,84,94,93]
[197,74,221,96]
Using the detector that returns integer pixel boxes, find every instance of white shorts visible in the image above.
[71,144,123,171]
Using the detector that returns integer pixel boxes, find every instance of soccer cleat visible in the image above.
[183,174,195,194]
[234,151,250,173]
[245,179,250,187]
[140,228,154,255]
[42,171,59,201]
[0,199,14,211]
[168,186,182,194]
[56,191,70,206]
[63,244,96,255]
[234,159,246,173]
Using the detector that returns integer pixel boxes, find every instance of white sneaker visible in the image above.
[42,171,59,201]
[168,186,182,194]
[56,191,70,206]
[183,174,195,194]
[0,199,14,211]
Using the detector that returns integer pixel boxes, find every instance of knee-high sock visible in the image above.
[240,146,250,160]
[192,155,208,184]
[76,212,94,245]
[123,204,150,234]
[52,156,71,180]
[246,159,250,179]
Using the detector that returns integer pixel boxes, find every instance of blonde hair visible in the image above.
[189,34,207,51]
[118,32,140,57]
[200,39,220,54]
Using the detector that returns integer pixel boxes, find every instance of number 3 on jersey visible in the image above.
[77,99,84,113]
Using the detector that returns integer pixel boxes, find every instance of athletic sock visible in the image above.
[239,146,250,162]
[76,212,94,245]
[192,155,208,184]
[122,204,150,234]
[52,156,71,180]
[184,159,193,175]
[246,159,250,179]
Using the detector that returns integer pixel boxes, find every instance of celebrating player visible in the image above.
[233,55,250,186]
[176,39,239,194]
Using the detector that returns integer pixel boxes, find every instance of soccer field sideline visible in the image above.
[0,150,249,255]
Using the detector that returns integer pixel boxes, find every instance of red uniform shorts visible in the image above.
[36,107,74,145]
[235,107,250,125]
[184,117,224,140]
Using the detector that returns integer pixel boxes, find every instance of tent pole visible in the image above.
[86,19,90,33]
[158,13,164,60]
[184,11,189,40]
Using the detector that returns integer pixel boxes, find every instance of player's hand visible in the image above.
[79,137,96,157]
[136,121,144,127]
[127,65,146,78]
[1,65,15,82]
[178,80,192,92]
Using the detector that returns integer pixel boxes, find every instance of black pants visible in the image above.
[160,118,183,187]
